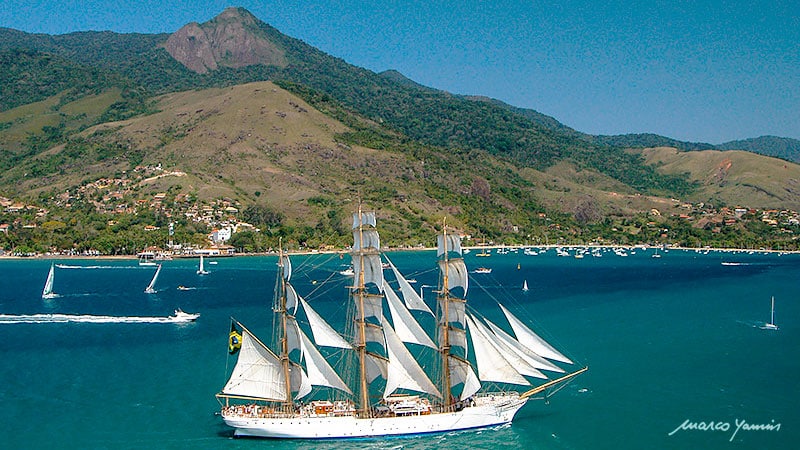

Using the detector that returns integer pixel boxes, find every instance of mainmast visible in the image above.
[355,205,370,416]
[436,218,470,409]
[275,239,293,408]
[350,205,383,417]
[439,219,453,407]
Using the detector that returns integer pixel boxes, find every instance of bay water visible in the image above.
[0,248,796,449]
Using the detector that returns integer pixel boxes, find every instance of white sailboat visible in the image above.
[144,264,162,294]
[42,263,59,299]
[197,254,209,275]
[761,296,778,330]
[522,280,529,291]
[217,209,586,439]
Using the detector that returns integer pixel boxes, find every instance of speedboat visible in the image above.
[172,309,200,322]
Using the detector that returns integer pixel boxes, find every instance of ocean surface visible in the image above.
[0,247,797,449]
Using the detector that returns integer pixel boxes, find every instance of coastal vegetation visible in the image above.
[1,8,799,255]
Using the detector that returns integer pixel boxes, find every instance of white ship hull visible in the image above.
[223,395,527,439]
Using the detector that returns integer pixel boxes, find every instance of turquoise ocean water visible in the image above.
[0,248,797,449]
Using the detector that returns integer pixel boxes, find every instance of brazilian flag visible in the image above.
[229,322,242,354]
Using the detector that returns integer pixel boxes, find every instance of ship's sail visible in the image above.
[383,279,435,348]
[381,316,441,398]
[354,254,384,292]
[300,297,351,349]
[448,355,481,400]
[285,316,302,355]
[497,303,573,364]
[222,326,288,401]
[385,256,432,314]
[281,255,292,281]
[297,323,352,395]
[466,314,531,385]
[438,259,468,296]
[356,293,384,322]
[438,295,467,328]
[285,284,299,315]
[352,211,376,229]
[365,353,389,383]
[484,317,564,373]
[437,234,462,257]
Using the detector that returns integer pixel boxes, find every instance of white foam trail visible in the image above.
[55,264,141,270]
[0,314,195,324]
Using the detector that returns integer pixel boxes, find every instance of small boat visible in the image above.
[339,267,355,276]
[522,280,529,291]
[476,248,491,257]
[197,254,209,275]
[474,267,492,274]
[177,285,193,291]
[144,264,162,294]
[761,296,779,330]
[42,263,59,299]
[172,309,200,322]
[138,251,158,266]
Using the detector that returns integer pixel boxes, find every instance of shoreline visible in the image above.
[2,244,797,260]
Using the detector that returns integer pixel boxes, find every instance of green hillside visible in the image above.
[0,8,798,254]
[0,9,695,198]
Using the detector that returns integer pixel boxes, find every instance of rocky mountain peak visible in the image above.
[163,7,286,74]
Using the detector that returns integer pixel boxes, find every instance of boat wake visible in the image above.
[0,313,197,324]
[55,264,141,270]
[721,262,751,266]
[736,319,773,329]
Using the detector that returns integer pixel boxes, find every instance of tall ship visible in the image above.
[216,208,586,439]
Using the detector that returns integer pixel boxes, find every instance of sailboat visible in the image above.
[197,254,209,275]
[761,296,778,330]
[217,209,586,439]
[522,280,529,292]
[144,264,162,294]
[42,263,59,299]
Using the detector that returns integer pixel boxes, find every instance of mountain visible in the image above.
[716,136,800,163]
[1,7,799,249]
[580,132,800,163]
[635,147,800,210]
[163,8,286,74]
[588,133,716,152]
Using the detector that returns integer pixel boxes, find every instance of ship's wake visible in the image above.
[0,313,195,324]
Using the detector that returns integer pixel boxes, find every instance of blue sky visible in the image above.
[1,1,798,143]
